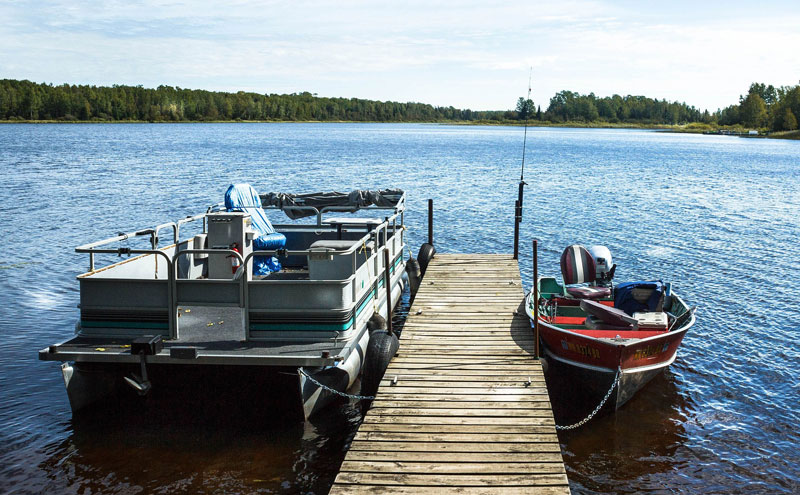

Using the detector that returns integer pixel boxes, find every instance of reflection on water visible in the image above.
[548,366,690,493]
[38,396,363,495]
[27,288,412,495]
[1,124,799,494]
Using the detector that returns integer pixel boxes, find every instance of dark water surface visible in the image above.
[0,123,798,494]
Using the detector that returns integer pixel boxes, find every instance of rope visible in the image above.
[556,366,622,431]
[298,367,375,400]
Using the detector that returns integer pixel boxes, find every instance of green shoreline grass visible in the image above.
[2,118,798,139]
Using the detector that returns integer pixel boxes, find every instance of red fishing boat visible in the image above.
[525,244,695,409]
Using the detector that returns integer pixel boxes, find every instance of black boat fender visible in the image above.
[367,312,386,333]
[361,329,399,400]
[406,257,421,299]
[417,243,435,275]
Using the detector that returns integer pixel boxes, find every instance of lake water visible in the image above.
[0,123,798,494]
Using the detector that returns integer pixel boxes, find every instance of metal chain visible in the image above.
[298,367,375,401]
[556,366,622,431]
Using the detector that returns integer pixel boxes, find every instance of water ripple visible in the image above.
[1,124,799,494]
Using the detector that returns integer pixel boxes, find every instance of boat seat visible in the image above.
[584,315,636,331]
[566,286,611,299]
[225,183,287,250]
[307,240,360,280]
[580,299,638,329]
[614,281,665,314]
[561,244,611,300]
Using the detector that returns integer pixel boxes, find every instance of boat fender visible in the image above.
[367,312,387,333]
[406,257,421,299]
[361,330,400,399]
[417,243,436,275]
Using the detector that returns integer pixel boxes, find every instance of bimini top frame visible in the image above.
[207,189,406,226]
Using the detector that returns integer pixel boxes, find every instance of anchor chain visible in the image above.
[298,367,375,401]
[556,366,622,431]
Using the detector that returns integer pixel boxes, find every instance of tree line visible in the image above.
[1,78,798,131]
[716,83,799,131]
[520,92,710,125]
[0,79,507,123]
[516,82,799,131]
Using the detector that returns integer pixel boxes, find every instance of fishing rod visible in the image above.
[520,68,532,182]
[513,68,532,260]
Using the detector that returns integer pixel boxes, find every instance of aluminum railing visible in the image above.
[76,205,405,340]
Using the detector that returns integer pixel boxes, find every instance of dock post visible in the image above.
[533,238,539,359]
[513,200,521,259]
[513,180,524,259]
[383,248,393,336]
[427,199,433,246]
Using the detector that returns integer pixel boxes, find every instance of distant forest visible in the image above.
[1,78,798,132]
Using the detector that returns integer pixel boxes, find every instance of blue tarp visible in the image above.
[614,281,664,315]
[224,184,286,274]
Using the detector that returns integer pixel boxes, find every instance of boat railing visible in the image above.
[76,212,404,340]
[76,213,208,272]
[239,239,402,341]
[169,215,404,340]
[77,201,403,274]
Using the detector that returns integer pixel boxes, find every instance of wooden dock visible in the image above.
[330,254,569,494]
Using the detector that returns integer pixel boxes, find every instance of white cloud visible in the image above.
[1,1,798,110]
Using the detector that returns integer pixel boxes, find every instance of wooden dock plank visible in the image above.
[329,254,569,495]
[334,472,569,486]
[329,487,570,495]
[339,461,565,474]
[357,423,556,434]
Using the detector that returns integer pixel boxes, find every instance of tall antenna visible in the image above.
[513,67,532,260]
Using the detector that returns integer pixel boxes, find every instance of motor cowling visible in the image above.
[588,245,615,286]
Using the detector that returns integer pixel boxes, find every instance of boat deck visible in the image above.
[329,254,569,494]
[41,306,353,367]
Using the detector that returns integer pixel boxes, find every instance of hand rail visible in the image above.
[152,222,178,248]
[173,249,247,324]
[73,195,407,341]
[173,248,244,272]
[176,213,208,238]
[75,248,176,337]
[77,230,157,272]
[76,229,156,251]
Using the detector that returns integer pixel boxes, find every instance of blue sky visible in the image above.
[1,1,798,111]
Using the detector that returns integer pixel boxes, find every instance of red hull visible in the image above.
[538,321,688,372]
[537,320,690,409]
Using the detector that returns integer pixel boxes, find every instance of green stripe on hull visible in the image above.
[249,321,355,332]
[82,257,404,333]
[250,287,375,332]
[250,257,403,332]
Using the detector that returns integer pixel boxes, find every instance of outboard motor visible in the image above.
[588,245,615,287]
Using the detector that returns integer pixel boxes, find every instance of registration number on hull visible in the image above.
[632,342,670,360]
[561,339,600,359]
